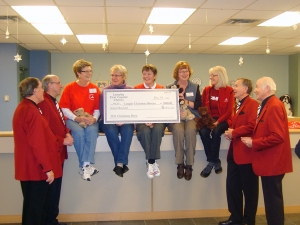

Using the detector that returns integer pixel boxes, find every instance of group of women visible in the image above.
[60,59,234,181]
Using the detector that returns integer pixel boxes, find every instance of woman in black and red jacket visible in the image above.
[199,66,234,178]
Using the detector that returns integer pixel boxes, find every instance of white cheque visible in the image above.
[103,89,180,124]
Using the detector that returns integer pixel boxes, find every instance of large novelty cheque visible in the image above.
[103,89,180,124]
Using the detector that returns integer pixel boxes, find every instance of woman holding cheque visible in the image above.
[134,64,166,179]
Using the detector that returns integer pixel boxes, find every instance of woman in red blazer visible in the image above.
[199,66,234,178]
[13,77,62,225]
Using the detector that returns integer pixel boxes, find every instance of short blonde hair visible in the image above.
[209,66,228,88]
[73,59,92,78]
[110,65,128,79]
[172,61,193,80]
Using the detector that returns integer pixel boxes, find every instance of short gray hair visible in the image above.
[260,77,276,92]
[19,77,40,98]
[42,75,56,91]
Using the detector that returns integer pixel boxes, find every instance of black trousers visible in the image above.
[261,174,285,225]
[21,180,52,225]
[47,176,62,225]
[226,150,258,225]
[199,120,228,163]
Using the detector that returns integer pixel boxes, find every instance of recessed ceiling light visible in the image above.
[137,35,170,44]
[32,24,73,35]
[147,8,196,24]
[219,37,259,45]
[295,44,300,47]
[258,11,300,27]
[11,6,73,35]
[76,35,108,44]
[12,6,66,23]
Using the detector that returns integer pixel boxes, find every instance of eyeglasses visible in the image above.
[81,70,93,73]
[179,70,189,74]
[50,81,61,84]
[209,74,218,78]
[110,74,123,78]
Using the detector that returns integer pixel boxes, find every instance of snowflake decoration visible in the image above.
[60,37,67,45]
[102,43,107,51]
[5,27,9,39]
[14,53,22,62]
[145,49,150,57]
[149,25,154,34]
[239,56,243,66]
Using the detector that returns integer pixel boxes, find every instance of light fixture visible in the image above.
[137,35,169,44]
[32,23,72,35]
[146,8,196,24]
[266,38,270,54]
[14,17,22,62]
[258,11,300,27]
[60,36,67,45]
[219,37,259,45]
[295,44,300,47]
[11,6,73,35]
[76,35,108,44]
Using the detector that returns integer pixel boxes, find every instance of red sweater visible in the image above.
[13,99,62,181]
[202,85,234,126]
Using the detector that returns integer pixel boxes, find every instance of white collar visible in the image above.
[143,83,156,89]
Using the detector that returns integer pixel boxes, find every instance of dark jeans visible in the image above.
[199,120,228,163]
[99,120,134,165]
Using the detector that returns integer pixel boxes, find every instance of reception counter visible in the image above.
[0,130,300,223]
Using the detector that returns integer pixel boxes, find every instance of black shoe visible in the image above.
[200,162,214,178]
[113,166,123,177]
[123,165,129,174]
[184,165,193,181]
[214,162,223,174]
[177,164,184,179]
[218,220,243,225]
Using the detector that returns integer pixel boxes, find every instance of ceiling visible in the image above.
[1,0,300,55]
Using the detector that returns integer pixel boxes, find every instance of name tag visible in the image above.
[89,88,97,93]
[186,92,194,97]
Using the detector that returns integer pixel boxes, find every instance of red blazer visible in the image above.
[229,96,259,164]
[202,85,234,126]
[252,95,293,176]
[38,93,69,163]
[13,99,62,181]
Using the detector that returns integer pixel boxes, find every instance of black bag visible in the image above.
[295,139,300,158]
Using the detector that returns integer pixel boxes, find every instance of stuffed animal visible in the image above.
[73,108,93,128]
[279,94,293,117]
[195,106,216,130]
[170,84,195,121]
